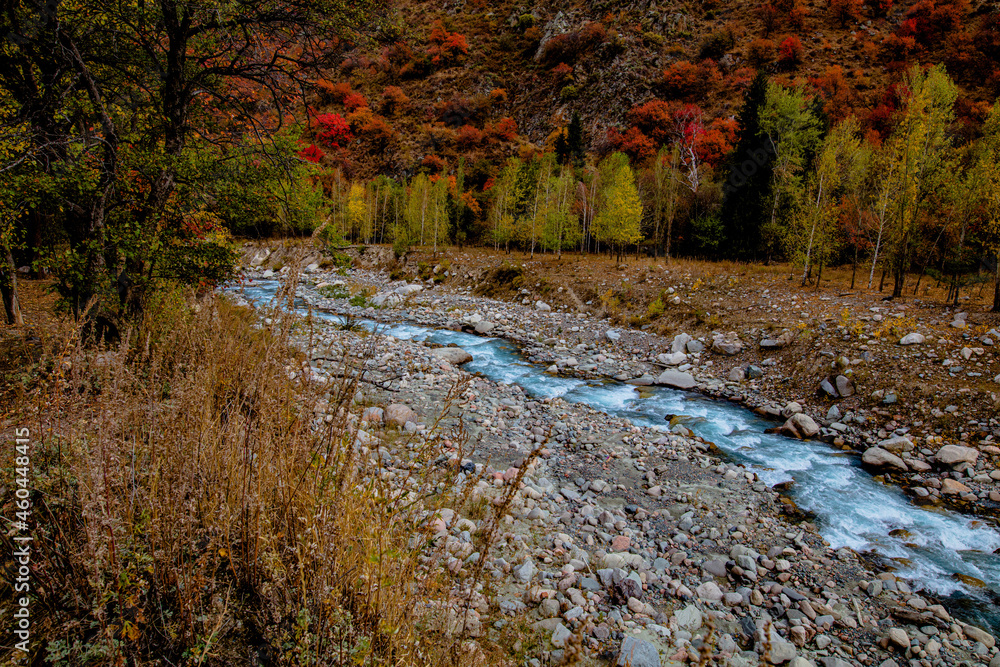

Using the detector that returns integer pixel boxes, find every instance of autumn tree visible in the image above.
[593,152,644,261]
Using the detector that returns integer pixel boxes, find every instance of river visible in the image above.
[232,277,1000,636]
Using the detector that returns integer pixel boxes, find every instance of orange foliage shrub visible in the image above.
[551,62,574,79]
[485,117,518,142]
[661,60,721,100]
[628,100,674,145]
[809,66,858,120]
[457,124,484,147]
[830,0,863,25]
[612,126,656,162]
[905,0,969,44]
[380,86,410,115]
[343,92,368,112]
[746,38,775,67]
[421,154,446,172]
[881,32,916,62]
[759,4,779,36]
[428,21,470,65]
[318,81,352,104]
[777,35,804,67]
[488,88,509,105]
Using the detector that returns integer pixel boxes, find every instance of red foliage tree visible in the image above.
[694,118,737,167]
[421,154,446,172]
[759,4,779,36]
[809,66,858,121]
[905,0,970,44]
[866,0,893,17]
[315,113,354,149]
[297,143,325,163]
[777,35,804,68]
[614,126,656,162]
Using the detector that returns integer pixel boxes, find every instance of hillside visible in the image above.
[312,0,1000,178]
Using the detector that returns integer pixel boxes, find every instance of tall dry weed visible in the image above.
[2,276,511,665]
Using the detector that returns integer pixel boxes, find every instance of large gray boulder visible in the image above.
[617,636,661,667]
[879,436,914,453]
[656,369,697,389]
[899,332,925,345]
[936,445,979,466]
[430,347,473,365]
[780,413,819,438]
[385,403,418,427]
[862,446,908,471]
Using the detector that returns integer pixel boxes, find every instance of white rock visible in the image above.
[899,333,925,345]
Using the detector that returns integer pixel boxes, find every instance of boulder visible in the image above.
[385,403,418,427]
[819,378,838,397]
[535,300,551,311]
[712,334,743,355]
[617,636,661,667]
[862,447,908,471]
[657,351,687,366]
[674,604,703,631]
[760,329,796,349]
[371,292,404,308]
[835,375,854,397]
[605,329,621,342]
[696,581,724,602]
[686,339,705,353]
[935,445,979,466]
[395,284,423,295]
[729,367,746,382]
[781,413,820,439]
[963,625,995,649]
[474,321,495,334]
[941,478,972,495]
[431,347,473,365]
[670,333,692,354]
[879,436,914,454]
[899,333,925,345]
[656,369,697,389]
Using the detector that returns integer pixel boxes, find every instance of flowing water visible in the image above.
[232,278,1000,635]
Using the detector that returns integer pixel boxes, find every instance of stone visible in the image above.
[696,581,724,602]
[514,559,537,583]
[657,351,688,366]
[712,335,743,355]
[551,622,571,647]
[385,403,418,427]
[963,624,996,648]
[361,406,384,423]
[941,478,972,495]
[674,604,702,631]
[835,375,854,397]
[729,367,746,382]
[606,329,621,342]
[990,653,1000,667]
[656,369,697,389]
[474,320,495,334]
[724,592,744,607]
[617,636,661,667]
[789,658,815,667]
[935,445,979,466]
[879,436,914,453]
[899,333,925,345]
[862,446,908,471]
[671,333,692,354]
[747,365,764,379]
[430,347,473,365]
[782,413,820,439]
[761,330,796,349]
[819,378,837,397]
[535,300,551,311]
[887,627,909,649]
[539,598,560,618]
[371,292,404,308]
[703,559,728,577]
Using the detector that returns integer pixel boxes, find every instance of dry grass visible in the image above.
[1,273,521,665]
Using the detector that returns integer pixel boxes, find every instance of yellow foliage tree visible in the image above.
[593,152,643,262]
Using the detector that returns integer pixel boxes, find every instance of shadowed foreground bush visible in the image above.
[2,279,519,665]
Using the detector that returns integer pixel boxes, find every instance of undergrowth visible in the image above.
[1,270,521,665]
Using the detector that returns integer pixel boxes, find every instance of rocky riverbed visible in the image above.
[226,255,1000,667]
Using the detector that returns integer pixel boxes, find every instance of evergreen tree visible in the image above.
[567,111,585,165]
[720,73,773,260]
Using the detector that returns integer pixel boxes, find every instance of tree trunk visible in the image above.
[1,249,23,326]
[851,247,858,290]
[879,267,887,292]
[993,254,1000,313]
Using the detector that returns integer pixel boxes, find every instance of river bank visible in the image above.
[228,247,1000,667]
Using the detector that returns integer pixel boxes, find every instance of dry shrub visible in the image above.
[4,276,514,665]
